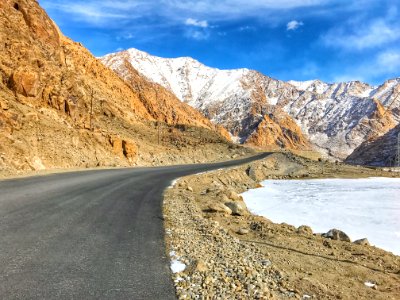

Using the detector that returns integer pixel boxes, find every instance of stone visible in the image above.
[221,194,230,202]
[297,225,313,235]
[207,202,232,215]
[237,228,249,235]
[227,190,242,201]
[322,229,351,242]
[225,201,249,216]
[250,221,263,231]
[353,238,370,246]
[186,260,208,274]
[187,186,193,192]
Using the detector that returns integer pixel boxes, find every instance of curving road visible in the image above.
[0,153,270,299]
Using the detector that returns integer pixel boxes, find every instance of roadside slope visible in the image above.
[165,153,400,299]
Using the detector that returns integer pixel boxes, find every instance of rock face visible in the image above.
[345,124,400,167]
[101,48,400,163]
[245,108,310,150]
[0,0,233,176]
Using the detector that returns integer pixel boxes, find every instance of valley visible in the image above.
[0,1,399,300]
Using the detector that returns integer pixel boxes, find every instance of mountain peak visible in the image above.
[101,49,400,163]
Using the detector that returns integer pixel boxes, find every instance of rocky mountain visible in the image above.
[345,124,400,167]
[101,48,400,163]
[0,0,239,177]
[101,50,311,151]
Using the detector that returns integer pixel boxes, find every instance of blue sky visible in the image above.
[39,0,400,85]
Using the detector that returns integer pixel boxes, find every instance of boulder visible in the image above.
[225,201,249,216]
[297,225,313,235]
[186,260,208,274]
[207,202,232,215]
[226,190,242,201]
[237,228,249,235]
[353,238,370,246]
[322,229,351,242]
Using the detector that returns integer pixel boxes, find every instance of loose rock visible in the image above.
[225,201,249,216]
[297,225,313,235]
[322,229,351,242]
[353,238,370,246]
[237,228,250,235]
[207,202,232,215]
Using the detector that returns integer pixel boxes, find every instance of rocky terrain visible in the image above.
[164,153,400,299]
[0,0,245,178]
[101,48,400,164]
[346,124,400,167]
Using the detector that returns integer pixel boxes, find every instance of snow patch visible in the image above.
[170,260,186,273]
[168,179,178,189]
[242,178,400,255]
[288,80,316,91]
[364,281,376,288]
[169,250,186,273]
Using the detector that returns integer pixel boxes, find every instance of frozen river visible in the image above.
[242,178,400,255]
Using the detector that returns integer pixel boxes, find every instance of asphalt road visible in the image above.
[0,153,270,299]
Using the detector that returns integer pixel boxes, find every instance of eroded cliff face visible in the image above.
[245,109,310,150]
[0,0,234,176]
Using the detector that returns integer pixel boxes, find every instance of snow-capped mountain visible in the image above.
[101,48,400,162]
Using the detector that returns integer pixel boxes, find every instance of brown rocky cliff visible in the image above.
[245,108,311,150]
[239,73,311,150]
[0,0,233,176]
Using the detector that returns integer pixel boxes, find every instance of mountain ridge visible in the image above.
[101,48,400,164]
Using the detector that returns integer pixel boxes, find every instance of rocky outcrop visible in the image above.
[245,108,310,150]
[345,124,400,166]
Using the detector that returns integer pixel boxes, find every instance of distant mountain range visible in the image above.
[101,48,400,165]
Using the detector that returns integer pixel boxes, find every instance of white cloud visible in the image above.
[185,18,208,28]
[322,19,400,51]
[331,49,400,83]
[286,20,304,31]
[41,0,339,27]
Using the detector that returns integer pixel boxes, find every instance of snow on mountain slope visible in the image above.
[101,49,400,162]
[101,49,303,147]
